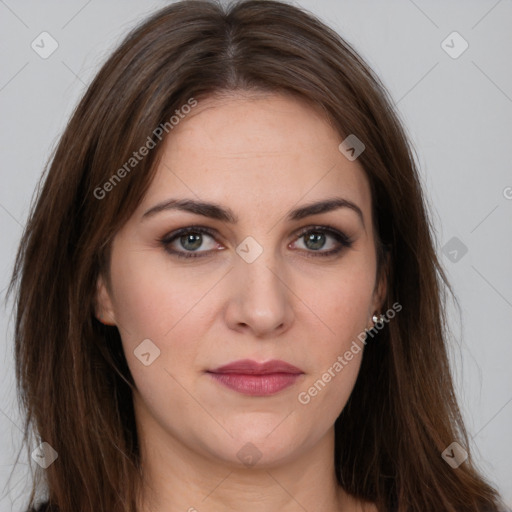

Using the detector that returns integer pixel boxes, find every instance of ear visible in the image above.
[94,273,117,326]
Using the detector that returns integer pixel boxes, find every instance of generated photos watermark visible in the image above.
[297,301,402,405]
[93,97,198,200]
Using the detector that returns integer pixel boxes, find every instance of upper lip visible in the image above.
[209,359,304,375]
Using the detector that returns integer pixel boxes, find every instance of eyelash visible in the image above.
[158,225,353,260]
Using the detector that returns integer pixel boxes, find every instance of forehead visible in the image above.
[137,93,372,223]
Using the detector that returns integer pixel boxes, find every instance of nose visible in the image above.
[223,249,295,338]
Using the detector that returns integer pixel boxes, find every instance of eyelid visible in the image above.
[158,225,219,252]
[292,223,352,243]
[159,224,353,259]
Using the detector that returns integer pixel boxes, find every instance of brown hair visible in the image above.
[7,1,506,511]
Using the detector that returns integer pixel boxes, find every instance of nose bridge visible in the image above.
[226,239,293,335]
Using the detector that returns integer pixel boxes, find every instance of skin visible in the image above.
[95,92,385,512]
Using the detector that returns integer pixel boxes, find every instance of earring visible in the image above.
[96,316,115,326]
[372,312,385,326]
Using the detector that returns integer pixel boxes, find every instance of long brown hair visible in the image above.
[7,1,506,511]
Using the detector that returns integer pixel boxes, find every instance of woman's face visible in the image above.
[96,92,385,469]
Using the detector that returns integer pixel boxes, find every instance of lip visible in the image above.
[207,359,304,396]
[209,359,303,375]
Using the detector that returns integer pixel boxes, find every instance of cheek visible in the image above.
[291,261,375,414]
[108,244,213,340]
[298,262,376,340]
[107,245,222,393]
[292,279,370,430]
[296,351,362,423]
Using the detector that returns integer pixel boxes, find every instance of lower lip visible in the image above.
[207,372,302,396]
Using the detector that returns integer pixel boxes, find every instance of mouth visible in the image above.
[207,359,304,396]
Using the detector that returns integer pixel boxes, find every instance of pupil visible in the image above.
[305,232,325,250]
[181,233,202,251]
[178,232,326,252]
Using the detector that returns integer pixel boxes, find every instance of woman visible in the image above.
[7,1,507,511]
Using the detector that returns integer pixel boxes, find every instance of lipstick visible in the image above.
[207,359,304,396]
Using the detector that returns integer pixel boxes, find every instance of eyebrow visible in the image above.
[142,196,365,227]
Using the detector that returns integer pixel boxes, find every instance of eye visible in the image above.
[159,226,220,259]
[159,224,353,260]
[290,225,353,258]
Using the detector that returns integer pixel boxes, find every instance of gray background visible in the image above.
[1,0,511,510]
